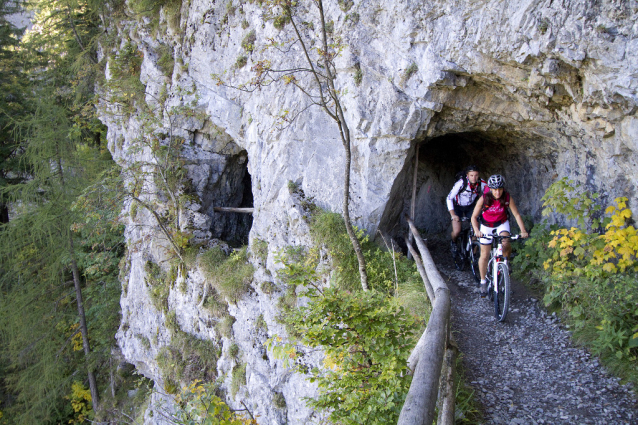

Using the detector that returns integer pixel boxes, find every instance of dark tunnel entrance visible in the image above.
[379,130,557,241]
[199,149,253,247]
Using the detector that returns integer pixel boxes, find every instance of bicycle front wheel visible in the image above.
[469,240,481,283]
[494,262,510,322]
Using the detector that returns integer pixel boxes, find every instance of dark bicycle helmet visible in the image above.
[487,174,505,189]
[466,164,480,173]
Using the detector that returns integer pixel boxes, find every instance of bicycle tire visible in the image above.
[469,240,481,283]
[494,262,510,322]
[486,260,494,301]
[453,237,465,271]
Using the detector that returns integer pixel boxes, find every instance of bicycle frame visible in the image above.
[484,234,519,293]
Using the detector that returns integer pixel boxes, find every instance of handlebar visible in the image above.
[482,234,521,241]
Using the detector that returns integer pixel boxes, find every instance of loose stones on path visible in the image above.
[444,266,637,425]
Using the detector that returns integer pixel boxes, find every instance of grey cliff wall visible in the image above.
[101,0,637,423]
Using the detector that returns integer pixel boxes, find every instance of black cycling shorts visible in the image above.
[453,203,474,219]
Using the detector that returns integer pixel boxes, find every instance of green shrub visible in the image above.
[252,238,268,263]
[403,62,418,83]
[353,66,363,85]
[230,363,246,397]
[156,44,174,77]
[338,0,353,12]
[156,330,220,385]
[241,30,256,53]
[273,391,286,409]
[269,287,417,424]
[255,313,268,333]
[144,261,172,312]
[310,210,423,297]
[229,343,239,358]
[200,246,254,303]
[235,55,248,69]
[513,179,638,384]
[218,315,236,338]
[203,288,230,318]
[174,381,252,423]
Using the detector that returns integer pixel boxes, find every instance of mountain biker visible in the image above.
[471,174,529,297]
[447,165,487,253]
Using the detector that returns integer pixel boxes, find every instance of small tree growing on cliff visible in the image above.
[215,0,369,291]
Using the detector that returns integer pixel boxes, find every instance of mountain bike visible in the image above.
[483,233,520,322]
[452,217,481,282]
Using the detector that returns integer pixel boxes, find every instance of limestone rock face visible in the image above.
[102,0,638,423]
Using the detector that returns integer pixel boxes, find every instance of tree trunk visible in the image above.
[341,134,369,292]
[69,236,99,412]
[0,202,8,224]
[317,0,368,291]
[56,156,99,411]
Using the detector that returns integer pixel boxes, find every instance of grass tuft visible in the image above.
[199,246,254,304]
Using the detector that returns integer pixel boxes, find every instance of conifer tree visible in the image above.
[0,0,116,421]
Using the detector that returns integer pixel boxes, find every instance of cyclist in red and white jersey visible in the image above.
[446,165,487,252]
[471,174,529,296]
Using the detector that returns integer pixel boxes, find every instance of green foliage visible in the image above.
[157,331,221,388]
[513,180,638,384]
[173,380,256,424]
[228,343,239,358]
[241,30,256,53]
[157,43,175,77]
[145,261,173,312]
[353,65,363,86]
[251,238,268,264]
[230,363,246,398]
[255,314,267,333]
[217,315,236,338]
[268,287,417,424]
[402,62,418,84]
[235,55,248,69]
[541,177,603,231]
[338,0,353,12]
[200,247,254,304]
[272,391,286,409]
[310,211,422,295]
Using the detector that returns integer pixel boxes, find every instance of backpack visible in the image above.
[454,170,482,199]
[454,170,469,197]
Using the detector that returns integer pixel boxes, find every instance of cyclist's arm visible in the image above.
[508,197,529,238]
[446,180,463,221]
[471,196,484,237]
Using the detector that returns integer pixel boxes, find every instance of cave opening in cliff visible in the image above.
[379,129,555,242]
[202,150,253,247]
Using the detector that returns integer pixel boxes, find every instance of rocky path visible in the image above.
[434,251,638,425]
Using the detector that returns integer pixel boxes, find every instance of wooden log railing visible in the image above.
[213,207,254,214]
[398,217,457,425]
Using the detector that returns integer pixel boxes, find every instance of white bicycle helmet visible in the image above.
[487,174,505,189]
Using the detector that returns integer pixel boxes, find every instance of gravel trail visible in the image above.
[435,255,638,425]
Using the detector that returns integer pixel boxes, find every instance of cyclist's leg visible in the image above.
[478,224,493,281]
[496,221,512,258]
[451,218,461,242]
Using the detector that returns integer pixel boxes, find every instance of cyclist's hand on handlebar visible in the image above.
[476,230,483,238]
[521,231,529,238]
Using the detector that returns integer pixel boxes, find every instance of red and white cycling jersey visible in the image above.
[446,178,487,210]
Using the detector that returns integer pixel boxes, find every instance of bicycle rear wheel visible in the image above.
[469,240,481,283]
[453,238,465,271]
[494,262,510,322]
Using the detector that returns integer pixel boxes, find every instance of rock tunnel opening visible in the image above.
[195,146,253,247]
[379,130,557,243]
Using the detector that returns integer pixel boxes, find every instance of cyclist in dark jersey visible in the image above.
[471,174,528,296]
[446,165,487,253]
